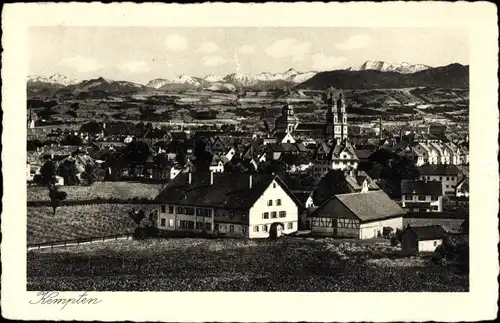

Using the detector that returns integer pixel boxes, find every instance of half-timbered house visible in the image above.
[307,190,406,239]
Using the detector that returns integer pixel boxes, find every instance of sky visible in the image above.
[29,27,469,84]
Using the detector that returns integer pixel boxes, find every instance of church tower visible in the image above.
[274,100,299,134]
[338,92,348,142]
[325,90,336,139]
[325,88,348,142]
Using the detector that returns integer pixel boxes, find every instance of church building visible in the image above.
[272,88,349,142]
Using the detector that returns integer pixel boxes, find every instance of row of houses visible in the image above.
[152,171,468,242]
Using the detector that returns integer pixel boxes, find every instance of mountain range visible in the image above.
[346,61,432,74]
[27,62,468,98]
[297,63,469,90]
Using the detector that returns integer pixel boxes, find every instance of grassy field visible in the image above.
[27,237,468,292]
[27,204,157,244]
[27,182,165,201]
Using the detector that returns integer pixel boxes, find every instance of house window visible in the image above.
[439,176,442,180]
[276,199,282,206]
[446,176,450,180]
[229,225,234,233]
[263,225,268,232]
[268,200,273,206]
[433,241,438,246]
[253,226,259,232]
[169,219,174,227]
[160,205,166,213]
[271,211,277,218]
[273,183,276,188]
[242,214,247,219]
[431,196,438,201]
[288,222,293,229]
[446,185,449,188]
[160,218,166,227]
[215,223,220,231]
[404,195,412,201]
[168,206,174,214]
[418,196,426,201]
[230,212,235,219]
[279,211,286,218]
[242,226,246,233]
[263,212,269,219]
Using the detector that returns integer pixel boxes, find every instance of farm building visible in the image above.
[154,172,300,238]
[401,225,446,254]
[307,190,406,239]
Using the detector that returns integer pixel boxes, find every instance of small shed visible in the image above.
[401,225,446,254]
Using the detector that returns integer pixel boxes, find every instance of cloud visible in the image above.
[238,44,255,54]
[265,38,311,62]
[336,34,373,50]
[199,41,219,54]
[164,34,188,51]
[117,60,151,73]
[312,54,348,71]
[58,56,103,73]
[202,55,227,66]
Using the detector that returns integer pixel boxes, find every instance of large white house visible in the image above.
[154,172,300,238]
[401,180,443,212]
[418,164,460,195]
[312,141,359,179]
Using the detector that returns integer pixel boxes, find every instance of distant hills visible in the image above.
[27,63,469,99]
[296,64,469,90]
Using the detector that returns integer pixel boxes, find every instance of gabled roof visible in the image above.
[405,225,446,240]
[154,172,299,210]
[401,180,442,196]
[355,149,375,160]
[314,141,359,160]
[418,164,460,176]
[310,190,406,222]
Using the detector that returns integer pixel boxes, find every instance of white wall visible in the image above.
[248,179,298,238]
[359,217,403,239]
[418,239,442,252]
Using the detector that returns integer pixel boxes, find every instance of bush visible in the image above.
[382,227,394,238]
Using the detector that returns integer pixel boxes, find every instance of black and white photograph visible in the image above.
[2,2,498,322]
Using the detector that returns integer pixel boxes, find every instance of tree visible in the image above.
[80,121,103,135]
[81,164,97,185]
[40,160,56,186]
[57,159,79,185]
[312,170,350,206]
[128,209,146,228]
[49,185,67,215]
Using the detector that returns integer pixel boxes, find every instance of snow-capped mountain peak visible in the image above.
[203,74,223,83]
[27,73,80,86]
[348,61,432,74]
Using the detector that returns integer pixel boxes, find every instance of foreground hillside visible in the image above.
[27,238,468,292]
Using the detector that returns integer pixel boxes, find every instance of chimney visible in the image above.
[210,171,214,185]
[249,174,253,189]
[188,172,192,184]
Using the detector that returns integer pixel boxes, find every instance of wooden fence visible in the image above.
[27,233,134,252]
